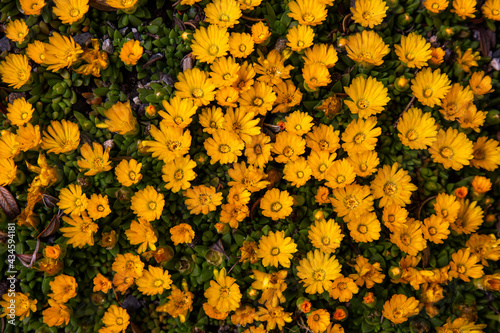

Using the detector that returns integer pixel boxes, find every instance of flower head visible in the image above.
[308,309,331,333]
[370,163,417,208]
[483,0,500,20]
[77,142,112,176]
[297,250,342,294]
[429,128,474,170]
[397,108,437,149]
[175,68,217,106]
[382,294,419,324]
[346,30,390,67]
[49,274,77,303]
[130,185,165,222]
[0,54,31,89]
[87,193,111,220]
[351,0,388,28]
[170,223,195,245]
[205,268,242,312]
[204,129,244,164]
[286,25,315,51]
[42,300,70,327]
[394,32,432,68]
[102,305,130,333]
[449,248,484,281]
[105,0,138,9]
[44,33,83,72]
[260,188,294,220]
[205,0,242,28]
[344,76,390,118]
[115,158,142,186]
[102,101,138,136]
[303,63,331,91]
[5,19,29,43]
[191,25,230,64]
[0,292,37,321]
[229,32,254,58]
[7,98,34,127]
[126,219,157,253]
[424,0,449,13]
[411,68,451,107]
[136,266,172,296]
[257,230,297,268]
[20,0,46,15]
[61,213,98,248]
[451,0,476,19]
[119,40,143,65]
[53,0,89,24]
[184,185,223,215]
[288,0,327,26]
[251,21,271,44]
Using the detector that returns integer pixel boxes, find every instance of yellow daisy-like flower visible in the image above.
[170,223,195,245]
[0,132,20,159]
[394,32,432,69]
[41,120,80,154]
[203,303,229,320]
[324,158,356,189]
[428,128,473,171]
[296,250,342,294]
[224,107,260,143]
[0,54,31,89]
[205,268,242,313]
[162,156,196,193]
[344,76,390,118]
[456,48,480,73]
[288,0,327,26]
[228,162,270,192]
[184,185,223,215]
[257,305,292,331]
[351,0,388,28]
[471,137,500,171]
[44,33,83,72]
[434,193,460,223]
[130,185,165,222]
[26,40,46,64]
[303,63,331,91]
[125,219,157,253]
[272,132,306,163]
[0,158,17,186]
[42,300,70,327]
[429,47,445,66]
[48,274,77,303]
[232,61,255,92]
[245,133,273,168]
[469,71,493,96]
[260,188,294,220]
[307,309,330,333]
[308,151,335,181]
[7,98,34,127]
[285,111,313,136]
[452,199,484,234]
[210,56,240,87]
[87,193,111,220]
[93,273,112,293]
[231,304,257,326]
[205,0,242,28]
[117,40,143,66]
[346,30,390,67]
[329,276,359,302]
[61,213,98,248]
[411,67,451,107]
[53,0,89,24]
[349,255,385,288]
[156,285,194,322]
[391,219,427,256]
[341,116,381,156]
[105,0,139,9]
[228,32,254,58]
[115,158,142,186]
[58,184,88,216]
[458,103,486,132]
[5,19,29,43]
[330,184,374,222]
[20,0,46,15]
[102,101,138,135]
[136,266,172,296]
[382,204,408,232]
[471,175,492,194]
[199,106,225,134]
[159,96,197,128]
[436,318,487,333]
[347,151,379,178]
[175,68,217,106]
[142,123,192,163]
[449,248,484,282]
[191,25,229,64]
[254,50,294,86]
[451,0,476,19]
[483,0,500,20]
[239,81,277,116]
[204,129,244,165]
[286,25,315,51]
[348,212,381,243]
[102,305,130,333]
[303,43,338,69]
[370,163,417,208]
[283,157,312,187]
[251,21,271,44]
[257,230,297,268]
[397,108,438,150]
[16,123,41,152]
[440,83,474,121]
[423,0,449,13]
[306,124,340,154]
[422,215,450,244]
[308,219,344,253]
[382,294,419,324]
[216,86,239,107]
[0,292,37,321]
[112,253,144,278]
[77,142,112,176]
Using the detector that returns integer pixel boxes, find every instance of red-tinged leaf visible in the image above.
[0,186,20,219]
[37,211,62,239]
[249,197,262,221]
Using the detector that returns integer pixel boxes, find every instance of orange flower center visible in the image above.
[116,317,124,325]
[302,14,315,22]
[192,88,204,98]
[283,147,294,157]
[360,163,368,172]
[440,147,453,159]
[21,112,28,119]
[406,130,418,141]
[344,195,359,210]
[400,234,411,246]
[313,269,326,281]
[473,149,484,160]
[431,3,439,9]
[441,209,449,217]
[297,171,304,178]
[338,282,347,290]
[253,144,262,155]
[457,265,466,274]
[406,53,415,61]
[18,70,27,81]
[219,14,230,22]
[271,202,282,212]
[354,133,365,144]
[239,44,247,52]
[429,227,437,235]
[148,201,157,210]
[357,224,368,234]
[174,116,183,125]
[167,140,182,151]
[223,73,232,81]
[97,205,105,212]
[321,237,330,245]
[129,171,136,180]
[319,164,327,172]
[70,9,80,17]
[383,182,397,196]
[208,45,219,55]
[219,144,231,153]
[336,175,346,184]
[253,97,263,106]
[357,99,369,110]
[271,247,280,256]
[174,169,183,180]
[297,41,305,47]
[154,279,163,287]
[423,88,433,98]
[219,286,230,297]
[199,193,210,205]
[319,140,329,150]
[493,9,500,15]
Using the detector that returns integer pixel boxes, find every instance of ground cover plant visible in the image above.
[1,0,500,332]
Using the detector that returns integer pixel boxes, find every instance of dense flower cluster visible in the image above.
[0,0,499,332]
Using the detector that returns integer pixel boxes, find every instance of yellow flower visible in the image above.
[307,151,335,181]
[324,158,356,189]
[308,309,331,333]
[102,305,130,333]
[204,129,244,164]
[330,184,374,222]
[229,32,254,58]
[422,215,450,244]
[382,294,419,324]
[61,213,98,248]
[251,269,287,307]
[105,0,139,9]
[347,151,379,177]
[483,0,500,20]
[436,317,487,333]
[260,188,294,220]
[440,83,474,121]
[297,250,342,294]
[283,156,312,187]
[199,106,225,134]
[130,185,165,222]
[257,305,292,331]
[429,47,445,66]
[397,108,437,149]
[257,230,297,268]
[119,40,143,65]
[232,61,256,92]
[112,253,144,278]
[48,274,77,303]
[316,95,342,117]
[346,30,390,67]
[86,193,111,220]
[245,133,273,168]
[184,185,223,215]
[42,300,70,327]
[162,156,196,193]
[228,162,269,192]
[272,80,303,114]
[394,32,432,68]
[329,276,359,302]
[349,255,385,288]
[348,212,381,243]
[175,68,217,106]
[53,0,89,24]
[170,223,195,245]
[424,0,449,13]
[205,0,242,28]
[0,292,37,321]
[231,304,257,326]
[411,67,451,107]
[254,50,294,86]
[452,199,484,234]
[205,268,242,313]
[449,248,484,282]
[273,132,306,163]
[58,184,87,216]
[284,110,312,136]
[434,193,460,223]
[251,21,271,44]
[306,124,340,155]
[125,218,157,253]
[115,158,142,186]
[390,219,427,256]
[469,71,493,95]
[456,48,480,73]
[382,204,408,232]
[341,116,381,156]
[429,128,474,170]
[5,20,29,43]
[471,175,491,194]
[77,142,112,176]
[302,63,331,91]
[216,86,239,107]
[156,285,194,323]
[136,266,172,296]
[44,33,83,72]
[41,120,80,154]
[308,218,344,253]
[26,40,46,64]
[471,136,500,171]
[0,131,20,159]
[351,0,388,28]
[0,158,17,186]
[457,103,486,132]
[191,25,229,64]
[344,76,390,118]
[210,56,240,87]
[225,107,260,143]
[286,25,315,51]
[370,163,417,208]
[288,0,327,26]
[0,54,31,89]
[20,0,46,15]
[142,123,191,163]
[74,38,109,77]
[93,273,112,293]
[451,0,476,19]
[7,98,33,127]
[238,81,277,116]
[101,101,138,135]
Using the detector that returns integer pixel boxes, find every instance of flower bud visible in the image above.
[206,249,223,266]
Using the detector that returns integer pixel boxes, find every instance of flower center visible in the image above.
[148,201,157,210]
[223,73,232,81]
[406,53,415,61]
[97,205,105,212]
[295,124,302,130]
[313,269,326,281]
[441,209,448,218]
[432,3,439,9]
[21,112,28,119]
[283,147,294,157]
[167,140,181,151]
[319,140,329,150]
[116,318,124,325]
[174,169,183,180]
[174,116,183,125]
[393,308,403,318]
[297,41,305,47]
[400,234,411,246]
[336,175,346,184]
[321,237,330,245]
[220,286,230,297]
[344,195,359,210]
[271,202,282,212]
[357,99,369,110]
[407,130,418,141]
[253,97,263,106]
[239,45,247,52]
[457,265,466,274]
[254,144,262,155]
[219,144,231,153]
[423,88,433,98]
[18,71,27,80]
[360,163,368,172]
[129,171,136,180]
[302,14,315,22]
[271,247,280,256]
[357,224,368,234]
[219,14,230,22]
[192,88,204,98]
[199,193,210,205]
[493,9,500,15]
[354,133,365,144]
[473,149,484,160]
[429,227,437,235]
[383,182,397,196]
[209,45,219,55]
[440,147,453,159]
[154,279,163,287]
[70,9,80,17]
[297,171,304,178]
[40,54,45,60]
[319,164,327,172]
